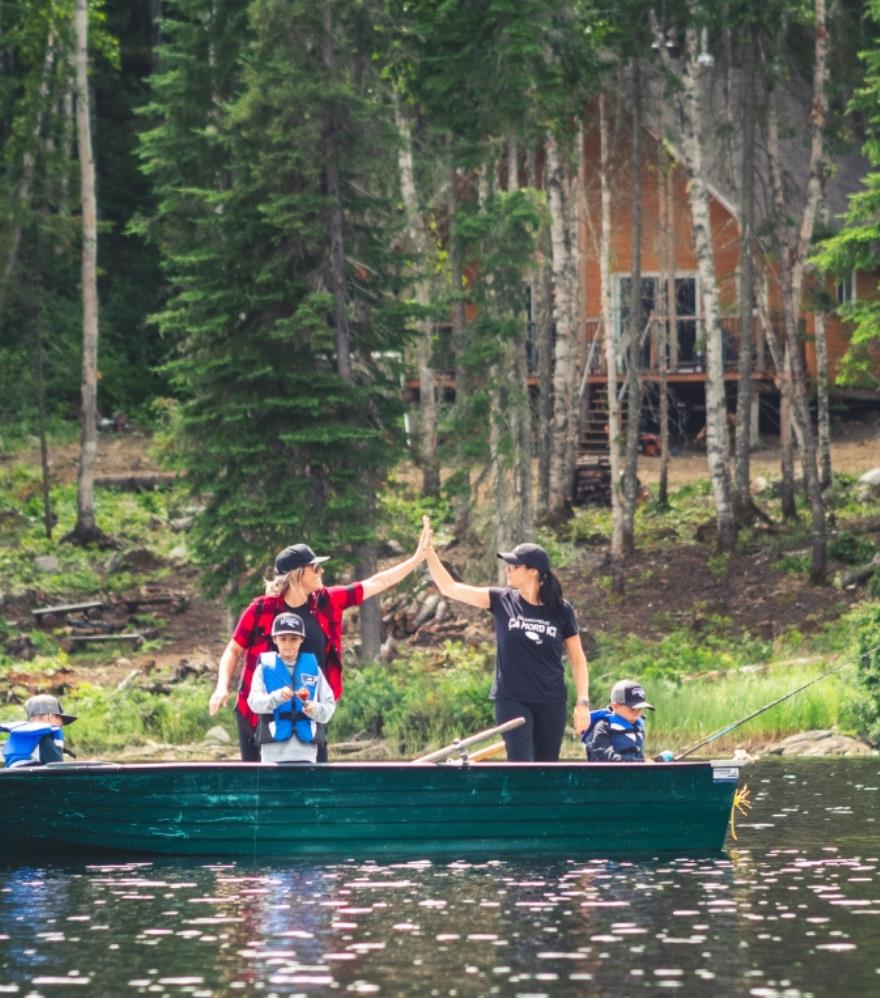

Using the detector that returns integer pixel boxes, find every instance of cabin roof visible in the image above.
[643,65,869,231]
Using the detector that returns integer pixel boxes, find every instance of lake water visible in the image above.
[0,757,878,997]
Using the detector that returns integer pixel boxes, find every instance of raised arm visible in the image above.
[425,544,491,610]
[360,515,431,600]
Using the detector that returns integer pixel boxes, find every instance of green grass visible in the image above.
[645,664,859,754]
[0,456,190,605]
[60,681,236,755]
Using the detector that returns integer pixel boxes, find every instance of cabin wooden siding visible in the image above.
[579,118,867,386]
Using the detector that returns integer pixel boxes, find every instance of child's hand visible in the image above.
[277,686,295,703]
[302,700,317,718]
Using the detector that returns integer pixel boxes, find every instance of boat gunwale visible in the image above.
[0,759,738,775]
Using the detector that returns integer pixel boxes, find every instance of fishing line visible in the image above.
[670,647,876,761]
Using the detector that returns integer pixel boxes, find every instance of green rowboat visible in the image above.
[0,760,739,860]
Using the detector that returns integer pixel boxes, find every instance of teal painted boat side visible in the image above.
[0,761,738,860]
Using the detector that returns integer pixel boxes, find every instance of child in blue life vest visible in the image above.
[1,694,76,768]
[247,611,335,764]
[582,679,671,763]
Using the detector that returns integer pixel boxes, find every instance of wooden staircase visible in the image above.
[573,385,627,505]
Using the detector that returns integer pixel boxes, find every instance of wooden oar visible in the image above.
[412,717,525,764]
[438,740,509,766]
[467,740,507,762]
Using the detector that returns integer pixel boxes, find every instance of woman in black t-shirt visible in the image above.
[424,520,590,761]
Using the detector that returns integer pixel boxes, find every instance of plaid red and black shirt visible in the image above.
[232,584,363,726]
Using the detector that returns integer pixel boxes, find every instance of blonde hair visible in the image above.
[264,572,290,597]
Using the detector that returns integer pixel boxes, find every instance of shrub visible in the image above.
[828,532,877,565]
[334,642,495,755]
[853,603,880,746]
[591,627,772,684]
[64,681,233,754]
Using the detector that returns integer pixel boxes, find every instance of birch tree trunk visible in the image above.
[68,0,102,544]
[565,128,585,498]
[756,274,796,517]
[511,139,533,542]
[58,65,75,214]
[35,278,53,539]
[815,309,832,487]
[658,154,674,508]
[621,61,643,556]
[764,106,798,519]
[599,94,626,562]
[545,132,576,520]
[528,148,553,514]
[670,26,736,549]
[734,28,757,518]
[765,0,829,581]
[447,152,473,539]
[394,100,439,496]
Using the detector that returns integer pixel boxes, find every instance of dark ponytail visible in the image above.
[539,570,564,620]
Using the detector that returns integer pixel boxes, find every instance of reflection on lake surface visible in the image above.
[1,758,879,997]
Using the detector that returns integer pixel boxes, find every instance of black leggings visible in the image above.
[493,698,567,762]
[234,710,328,763]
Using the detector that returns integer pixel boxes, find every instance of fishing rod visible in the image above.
[673,660,850,760]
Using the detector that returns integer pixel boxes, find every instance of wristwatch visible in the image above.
[577,698,590,707]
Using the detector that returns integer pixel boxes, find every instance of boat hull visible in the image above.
[0,760,739,860]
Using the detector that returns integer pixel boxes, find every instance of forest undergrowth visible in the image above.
[0,430,878,759]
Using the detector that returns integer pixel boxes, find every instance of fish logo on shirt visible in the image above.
[524,631,542,644]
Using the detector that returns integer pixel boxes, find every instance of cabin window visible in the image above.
[836,271,856,306]
[614,274,699,372]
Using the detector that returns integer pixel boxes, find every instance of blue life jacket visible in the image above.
[259,651,320,744]
[581,708,645,761]
[1,721,63,768]
[580,708,612,745]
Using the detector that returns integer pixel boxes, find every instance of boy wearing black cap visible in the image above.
[1,694,76,768]
[583,680,654,762]
[247,612,336,764]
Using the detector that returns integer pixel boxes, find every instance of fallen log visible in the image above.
[66,632,143,646]
[32,600,105,618]
[94,472,177,491]
[840,553,880,588]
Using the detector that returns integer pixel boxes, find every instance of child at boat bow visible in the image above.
[247,612,336,764]
[582,680,671,763]
[1,694,77,768]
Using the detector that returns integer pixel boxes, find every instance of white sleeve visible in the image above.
[309,671,336,725]
[247,665,288,714]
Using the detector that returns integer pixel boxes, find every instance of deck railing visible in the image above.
[581,314,782,378]
[420,314,787,385]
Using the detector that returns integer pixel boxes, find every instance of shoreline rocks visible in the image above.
[763,729,877,757]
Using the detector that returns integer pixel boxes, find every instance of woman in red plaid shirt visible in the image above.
[210,521,430,761]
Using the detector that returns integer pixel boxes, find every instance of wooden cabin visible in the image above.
[405,85,877,503]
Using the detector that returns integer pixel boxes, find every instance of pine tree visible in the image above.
[138,0,410,598]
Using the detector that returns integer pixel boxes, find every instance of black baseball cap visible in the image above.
[24,694,77,725]
[497,542,551,575]
[271,613,306,638]
[610,680,655,710]
[274,543,330,574]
